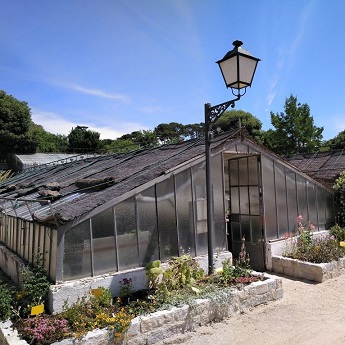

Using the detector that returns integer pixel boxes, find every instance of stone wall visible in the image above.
[0,273,283,345]
[271,256,345,283]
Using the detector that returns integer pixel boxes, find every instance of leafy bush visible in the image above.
[0,282,14,321]
[16,253,51,318]
[330,224,345,242]
[334,171,345,227]
[284,216,345,263]
[60,287,133,342]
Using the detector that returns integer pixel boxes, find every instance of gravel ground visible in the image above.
[157,272,345,345]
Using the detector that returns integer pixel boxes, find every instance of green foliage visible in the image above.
[323,129,345,150]
[218,239,256,286]
[334,171,345,227]
[145,260,163,291]
[330,224,345,241]
[17,253,51,317]
[161,255,204,292]
[0,282,14,321]
[265,95,323,155]
[67,126,101,153]
[0,90,37,158]
[215,109,262,138]
[60,288,133,342]
[154,122,184,143]
[283,216,345,263]
[100,138,138,153]
[120,129,158,148]
[28,122,69,153]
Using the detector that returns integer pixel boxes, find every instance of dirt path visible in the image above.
[159,272,345,345]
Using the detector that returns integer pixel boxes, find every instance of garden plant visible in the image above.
[283,216,345,263]
[0,239,264,345]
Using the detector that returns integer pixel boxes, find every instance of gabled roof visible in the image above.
[286,150,345,187]
[0,132,215,225]
[0,129,333,227]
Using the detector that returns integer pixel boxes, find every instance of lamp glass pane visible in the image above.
[238,56,258,87]
[219,56,238,86]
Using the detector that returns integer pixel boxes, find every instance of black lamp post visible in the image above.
[205,40,260,274]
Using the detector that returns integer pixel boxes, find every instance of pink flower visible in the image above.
[297,215,303,224]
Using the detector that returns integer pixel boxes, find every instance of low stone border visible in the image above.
[0,273,282,345]
[271,256,345,283]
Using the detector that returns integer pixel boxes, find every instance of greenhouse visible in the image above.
[0,128,336,285]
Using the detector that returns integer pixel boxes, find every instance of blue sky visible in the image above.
[1,0,344,140]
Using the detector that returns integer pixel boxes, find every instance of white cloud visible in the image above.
[67,83,130,103]
[31,108,148,140]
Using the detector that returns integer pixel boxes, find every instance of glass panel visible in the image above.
[192,163,208,255]
[238,158,248,186]
[251,216,262,244]
[249,186,260,215]
[248,156,259,185]
[137,186,159,266]
[49,228,57,282]
[236,144,249,153]
[307,181,318,229]
[63,220,91,280]
[115,197,138,270]
[175,169,195,256]
[325,191,335,226]
[241,215,251,242]
[91,208,117,275]
[286,170,298,234]
[230,187,239,213]
[275,163,288,237]
[211,153,226,252]
[231,221,241,241]
[261,156,277,240]
[229,159,238,186]
[156,176,178,260]
[296,175,308,221]
[44,228,51,272]
[316,186,326,229]
[28,223,33,263]
[240,187,249,214]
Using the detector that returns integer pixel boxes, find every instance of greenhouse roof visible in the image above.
[0,129,333,226]
[14,153,80,170]
[286,149,345,188]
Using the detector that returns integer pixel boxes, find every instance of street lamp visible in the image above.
[205,40,260,274]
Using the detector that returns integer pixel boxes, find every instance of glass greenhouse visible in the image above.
[0,130,335,283]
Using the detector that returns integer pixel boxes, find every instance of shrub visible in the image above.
[334,171,345,227]
[330,224,345,242]
[16,253,51,318]
[284,216,345,263]
[60,288,133,342]
[0,282,14,321]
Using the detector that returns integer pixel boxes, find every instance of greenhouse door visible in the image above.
[227,155,265,271]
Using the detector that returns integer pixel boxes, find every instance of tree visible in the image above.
[28,122,68,153]
[0,90,37,158]
[68,126,101,153]
[215,109,262,138]
[120,130,158,147]
[266,95,323,155]
[322,130,345,150]
[154,122,185,143]
[183,123,204,139]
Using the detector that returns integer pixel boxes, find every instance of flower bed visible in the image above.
[271,256,345,283]
[0,272,283,345]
